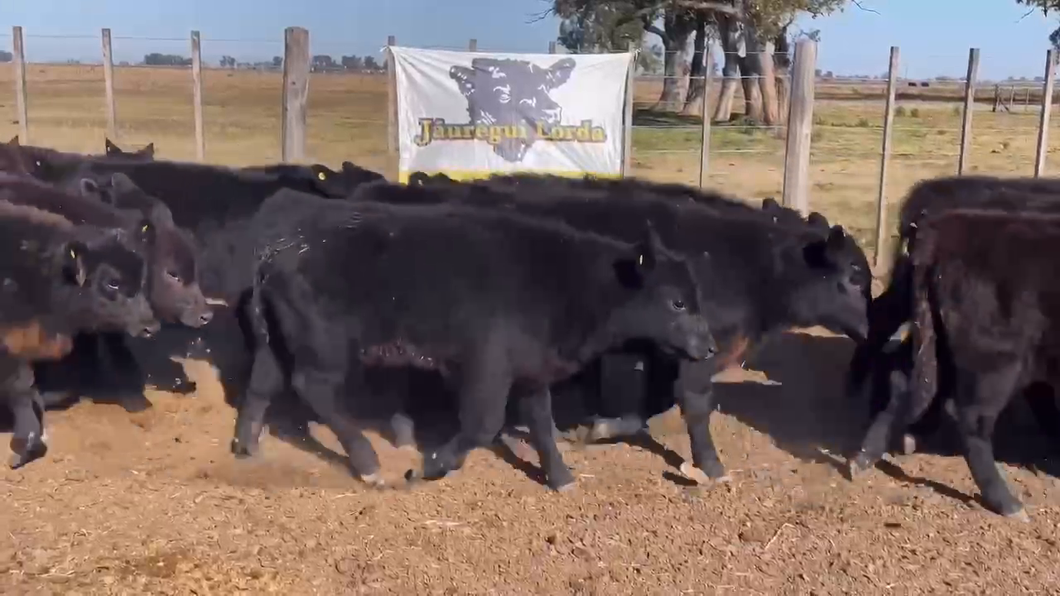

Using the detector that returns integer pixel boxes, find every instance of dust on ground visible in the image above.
[3,329,1059,595]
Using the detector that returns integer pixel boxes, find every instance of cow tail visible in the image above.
[248,260,277,350]
[909,255,940,423]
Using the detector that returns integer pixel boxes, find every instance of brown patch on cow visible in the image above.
[0,198,76,230]
[716,334,752,371]
[0,319,74,360]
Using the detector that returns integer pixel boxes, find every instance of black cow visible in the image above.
[22,157,387,407]
[231,186,717,490]
[0,200,158,468]
[0,173,210,411]
[240,161,385,198]
[104,138,156,161]
[849,207,1060,520]
[847,176,1060,451]
[343,176,871,481]
[449,57,576,162]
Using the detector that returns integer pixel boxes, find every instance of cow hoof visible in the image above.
[120,396,152,413]
[899,434,918,456]
[9,436,47,469]
[230,437,258,458]
[846,453,876,481]
[679,461,730,485]
[999,505,1030,522]
[547,469,577,492]
[360,472,386,489]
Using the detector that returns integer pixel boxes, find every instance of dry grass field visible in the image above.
[1,64,1060,595]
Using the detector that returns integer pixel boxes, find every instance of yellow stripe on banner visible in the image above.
[396,169,624,185]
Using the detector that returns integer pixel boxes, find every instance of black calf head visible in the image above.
[608,225,717,362]
[78,174,209,328]
[57,229,159,338]
[449,57,576,162]
[783,225,872,342]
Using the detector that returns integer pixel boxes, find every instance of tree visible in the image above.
[0,50,11,63]
[311,55,336,70]
[220,55,237,68]
[363,56,380,70]
[143,53,191,66]
[272,56,283,68]
[1017,0,1060,47]
[341,55,363,70]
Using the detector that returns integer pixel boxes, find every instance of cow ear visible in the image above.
[449,65,476,96]
[62,241,89,287]
[545,58,576,89]
[309,164,334,183]
[826,225,848,253]
[761,197,779,211]
[78,178,108,203]
[105,138,120,155]
[806,211,830,231]
[109,173,138,194]
[614,224,662,289]
[137,217,155,245]
[139,143,155,158]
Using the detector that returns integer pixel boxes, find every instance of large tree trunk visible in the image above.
[773,29,792,134]
[713,13,740,122]
[738,28,763,123]
[756,39,779,125]
[681,15,708,115]
[656,9,695,111]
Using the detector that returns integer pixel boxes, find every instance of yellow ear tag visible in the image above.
[637,254,643,265]
[69,248,76,259]
[141,224,149,233]
[317,172,326,180]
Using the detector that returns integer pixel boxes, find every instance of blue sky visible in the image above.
[1,0,1058,80]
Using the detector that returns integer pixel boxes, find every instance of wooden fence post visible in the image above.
[622,41,636,176]
[387,35,397,155]
[281,26,309,163]
[1035,48,1057,177]
[956,48,980,175]
[873,46,900,272]
[469,39,477,52]
[698,46,713,188]
[102,28,117,142]
[190,30,205,161]
[11,26,28,144]
[549,41,557,54]
[782,39,817,215]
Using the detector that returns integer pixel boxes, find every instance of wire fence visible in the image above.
[2,28,1060,267]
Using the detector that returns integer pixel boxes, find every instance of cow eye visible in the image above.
[671,299,686,312]
[105,279,120,292]
[166,270,182,283]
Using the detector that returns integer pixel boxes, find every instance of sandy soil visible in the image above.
[3,330,1060,595]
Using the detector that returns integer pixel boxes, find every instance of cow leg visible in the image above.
[589,353,648,440]
[416,348,511,483]
[5,361,47,469]
[675,360,726,482]
[231,346,285,457]
[521,385,575,491]
[94,332,151,412]
[291,366,383,485]
[849,367,916,477]
[951,365,1026,519]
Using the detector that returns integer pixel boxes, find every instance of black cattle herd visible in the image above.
[0,134,1055,521]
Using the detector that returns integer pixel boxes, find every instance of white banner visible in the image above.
[390,47,633,183]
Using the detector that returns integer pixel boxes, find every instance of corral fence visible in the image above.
[4,26,1060,271]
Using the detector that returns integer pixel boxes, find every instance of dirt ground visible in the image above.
[3,329,1060,595]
